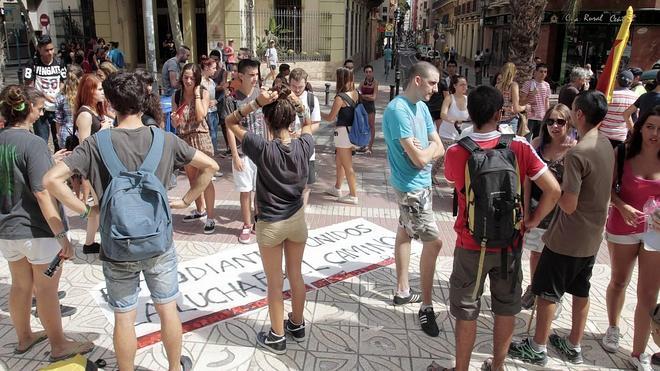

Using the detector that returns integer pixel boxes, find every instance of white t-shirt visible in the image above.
[266,47,278,65]
[293,90,320,160]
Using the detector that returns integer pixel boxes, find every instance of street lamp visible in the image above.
[394,7,402,95]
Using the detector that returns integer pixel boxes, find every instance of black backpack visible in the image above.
[458,134,523,298]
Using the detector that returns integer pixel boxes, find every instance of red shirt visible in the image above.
[444,131,548,251]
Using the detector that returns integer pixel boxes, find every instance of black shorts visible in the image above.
[307,160,316,185]
[531,247,596,303]
[430,111,441,121]
[362,100,376,114]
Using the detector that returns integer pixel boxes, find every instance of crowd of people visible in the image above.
[0,32,658,371]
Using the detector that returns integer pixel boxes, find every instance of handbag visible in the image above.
[517,111,530,137]
[64,125,79,151]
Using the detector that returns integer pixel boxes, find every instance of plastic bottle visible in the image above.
[642,196,659,251]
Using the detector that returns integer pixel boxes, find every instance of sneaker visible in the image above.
[32,290,66,307]
[337,194,358,205]
[284,313,306,342]
[325,187,342,198]
[180,355,193,371]
[601,326,620,353]
[83,242,100,254]
[418,307,439,337]
[183,210,207,223]
[652,352,660,366]
[521,285,535,310]
[508,337,548,366]
[393,291,422,305]
[257,329,286,355]
[214,171,224,177]
[238,225,253,244]
[549,334,583,364]
[631,354,653,371]
[34,305,77,318]
[203,219,216,234]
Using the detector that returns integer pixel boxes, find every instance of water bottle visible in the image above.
[643,196,660,251]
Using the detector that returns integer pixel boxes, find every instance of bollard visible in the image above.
[395,70,401,96]
[459,66,463,75]
[324,83,331,106]
[465,68,469,84]
[17,69,24,85]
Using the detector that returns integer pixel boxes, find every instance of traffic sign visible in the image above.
[384,23,394,37]
[40,13,50,27]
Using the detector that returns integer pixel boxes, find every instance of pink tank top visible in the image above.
[607,161,660,235]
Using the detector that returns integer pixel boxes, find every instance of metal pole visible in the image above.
[143,0,157,90]
[324,83,330,105]
[389,84,394,101]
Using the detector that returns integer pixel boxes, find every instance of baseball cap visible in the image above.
[617,70,633,86]
[629,67,643,77]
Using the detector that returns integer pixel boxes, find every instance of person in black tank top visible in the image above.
[321,67,360,205]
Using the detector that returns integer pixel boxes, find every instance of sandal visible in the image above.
[49,341,94,362]
[14,330,48,354]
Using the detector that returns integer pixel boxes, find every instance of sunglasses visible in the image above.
[545,118,567,127]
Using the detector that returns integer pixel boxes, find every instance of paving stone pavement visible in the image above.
[0,62,657,370]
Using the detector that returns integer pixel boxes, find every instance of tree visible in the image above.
[508,0,548,83]
[166,0,184,50]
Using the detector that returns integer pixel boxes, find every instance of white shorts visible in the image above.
[0,237,62,265]
[233,155,257,192]
[523,227,546,253]
[334,126,352,149]
[606,231,659,251]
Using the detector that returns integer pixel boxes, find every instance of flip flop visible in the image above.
[48,341,94,362]
[14,330,48,354]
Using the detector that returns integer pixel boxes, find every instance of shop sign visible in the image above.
[543,10,627,25]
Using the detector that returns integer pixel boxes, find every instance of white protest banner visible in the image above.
[89,218,422,347]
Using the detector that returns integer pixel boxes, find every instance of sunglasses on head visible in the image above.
[545,118,567,127]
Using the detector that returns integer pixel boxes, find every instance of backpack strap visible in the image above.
[614,142,626,194]
[457,136,481,153]
[497,134,515,148]
[338,92,356,108]
[139,127,165,173]
[96,129,127,178]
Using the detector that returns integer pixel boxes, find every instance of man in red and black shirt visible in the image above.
[24,35,67,151]
[444,85,560,371]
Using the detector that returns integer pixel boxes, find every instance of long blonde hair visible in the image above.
[62,64,84,109]
[496,62,516,92]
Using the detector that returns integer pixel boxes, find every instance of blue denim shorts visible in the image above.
[102,247,179,312]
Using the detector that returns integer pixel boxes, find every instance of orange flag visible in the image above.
[596,6,634,103]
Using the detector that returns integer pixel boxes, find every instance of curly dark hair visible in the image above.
[627,105,660,160]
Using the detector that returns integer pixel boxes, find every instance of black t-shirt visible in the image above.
[24,57,67,111]
[425,79,449,113]
[634,91,660,119]
[242,132,314,222]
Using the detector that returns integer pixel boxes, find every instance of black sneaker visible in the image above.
[508,337,548,366]
[284,313,306,342]
[418,307,439,337]
[203,219,216,234]
[257,329,286,355]
[183,210,207,223]
[83,242,100,254]
[32,290,66,307]
[33,305,77,318]
[393,291,422,305]
[549,334,583,364]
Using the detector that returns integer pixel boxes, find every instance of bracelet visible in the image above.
[54,231,67,240]
[254,98,263,107]
[195,95,201,100]
[80,204,91,219]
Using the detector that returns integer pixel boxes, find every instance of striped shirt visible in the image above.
[521,79,550,121]
[600,89,637,141]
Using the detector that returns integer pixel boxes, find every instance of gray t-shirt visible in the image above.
[161,57,180,96]
[242,132,314,222]
[63,126,196,203]
[0,128,68,239]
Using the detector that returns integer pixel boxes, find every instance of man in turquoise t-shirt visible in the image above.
[382,61,445,337]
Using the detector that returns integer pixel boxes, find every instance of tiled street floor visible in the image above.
[1,60,657,370]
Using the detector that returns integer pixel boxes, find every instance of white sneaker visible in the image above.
[631,353,653,371]
[325,187,342,198]
[601,326,620,353]
[337,194,358,205]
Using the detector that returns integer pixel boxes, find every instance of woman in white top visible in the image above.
[438,75,470,149]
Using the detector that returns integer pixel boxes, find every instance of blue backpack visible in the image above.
[96,127,173,261]
[339,92,370,147]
